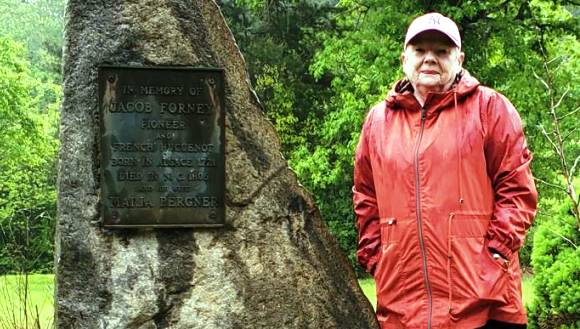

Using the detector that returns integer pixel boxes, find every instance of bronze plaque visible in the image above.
[99,66,225,228]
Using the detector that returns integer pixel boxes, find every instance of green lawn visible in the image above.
[359,274,535,310]
[359,277,378,309]
[0,274,54,329]
[521,274,534,307]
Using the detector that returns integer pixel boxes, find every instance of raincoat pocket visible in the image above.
[477,240,510,303]
[375,217,410,322]
[447,212,509,319]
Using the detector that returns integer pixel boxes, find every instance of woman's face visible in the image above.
[401,31,464,94]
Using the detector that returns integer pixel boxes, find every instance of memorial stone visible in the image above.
[56,1,379,328]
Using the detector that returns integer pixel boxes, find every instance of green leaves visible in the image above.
[0,0,64,273]
[0,36,60,274]
[223,1,578,279]
[0,0,64,82]
[529,199,580,328]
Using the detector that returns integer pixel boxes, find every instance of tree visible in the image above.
[0,0,65,82]
[219,1,578,273]
[297,0,579,272]
[219,0,337,156]
[528,35,579,329]
[0,0,64,274]
[0,36,60,274]
[218,0,372,269]
[221,0,580,274]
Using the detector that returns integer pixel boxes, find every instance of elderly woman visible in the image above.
[353,12,537,329]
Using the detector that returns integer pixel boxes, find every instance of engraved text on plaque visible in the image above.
[99,66,225,227]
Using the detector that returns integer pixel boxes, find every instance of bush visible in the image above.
[519,224,536,270]
[0,203,55,274]
[528,199,580,329]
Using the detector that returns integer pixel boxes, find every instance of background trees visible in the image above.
[526,32,579,327]
[0,0,63,273]
[220,0,578,274]
[221,1,578,327]
[0,0,577,327]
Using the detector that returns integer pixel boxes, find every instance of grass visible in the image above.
[521,274,534,307]
[359,277,378,309]
[0,274,54,329]
[358,274,534,310]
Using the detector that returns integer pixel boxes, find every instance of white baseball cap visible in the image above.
[404,12,461,49]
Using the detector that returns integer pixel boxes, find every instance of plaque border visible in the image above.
[98,65,226,229]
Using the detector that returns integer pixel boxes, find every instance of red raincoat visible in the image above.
[353,73,537,329]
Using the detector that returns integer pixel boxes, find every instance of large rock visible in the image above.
[55,1,378,328]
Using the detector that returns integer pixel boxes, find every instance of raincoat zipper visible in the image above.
[414,106,433,329]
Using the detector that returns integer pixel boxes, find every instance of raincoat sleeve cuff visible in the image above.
[487,239,514,259]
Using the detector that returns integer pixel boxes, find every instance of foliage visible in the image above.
[526,13,579,326]
[0,3,577,328]
[0,0,63,274]
[520,30,580,271]
[217,0,580,275]
[0,36,60,274]
[529,199,579,328]
[219,0,336,155]
[265,0,578,273]
[0,0,575,287]
[0,0,64,83]
[218,0,366,266]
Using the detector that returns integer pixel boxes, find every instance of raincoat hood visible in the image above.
[386,70,480,111]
